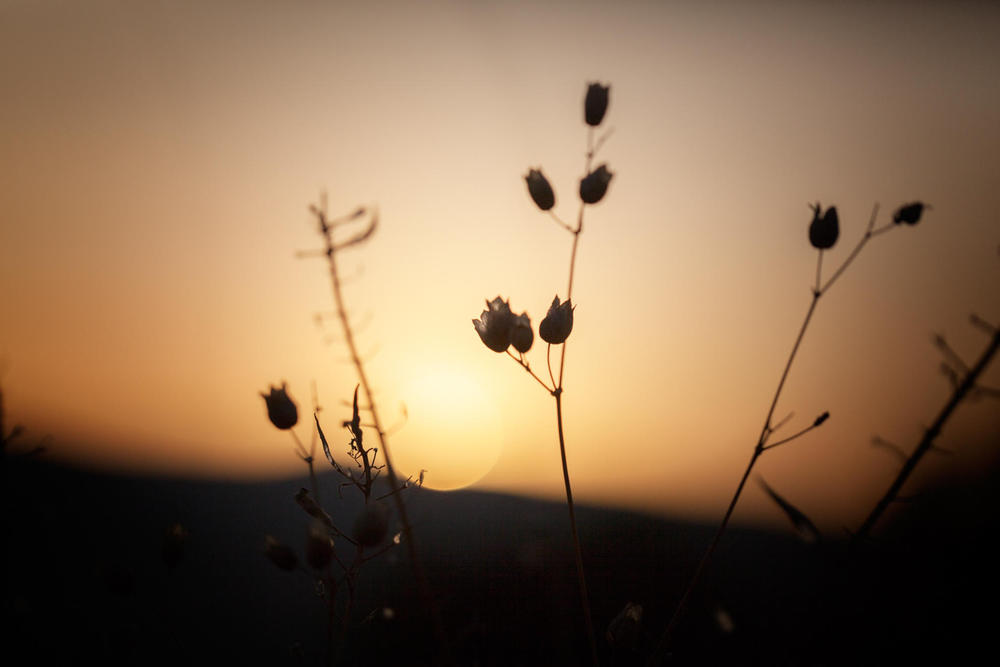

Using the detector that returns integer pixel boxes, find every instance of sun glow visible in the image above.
[389,365,503,491]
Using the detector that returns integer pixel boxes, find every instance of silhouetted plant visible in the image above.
[647,200,930,664]
[472,80,615,667]
[854,311,1000,543]
[262,199,450,665]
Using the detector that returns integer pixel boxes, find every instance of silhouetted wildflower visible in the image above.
[265,535,298,571]
[525,168,555,211]
[808,203,839,250]
[261,383,298,430]
[580,164,613,204]
[607,602,643,649]
[539,296,574,344]
[353,503,389,548]
[893,202,926,225]
[305,520,334,570]
[510,312,534,353]
[473,297,516,353]
[585,82,610,126]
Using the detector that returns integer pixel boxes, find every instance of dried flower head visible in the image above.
[808,202,839,250]
[265,535,298,571]
[606,601,643,649]
[510,312,534,354]
[580,164,613,205]
[261,383,298,430]
[305,519,334,570]
[353,502,390,548]
[893,202,927,226]
[525,168,555,211]
[585,82,610,126]
[473,296,516,353]
[539,295,574,345]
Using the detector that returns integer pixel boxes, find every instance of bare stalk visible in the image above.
[547,130,599,667]
[312,201,451,665]
[647,203,892,665]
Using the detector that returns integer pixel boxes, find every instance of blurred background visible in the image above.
[2,0,998,532]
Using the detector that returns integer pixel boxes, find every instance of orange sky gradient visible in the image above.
[2,0,998,532]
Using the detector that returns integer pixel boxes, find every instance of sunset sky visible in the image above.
[2,0,998,532]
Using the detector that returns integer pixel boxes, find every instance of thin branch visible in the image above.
[311,199,452,664]
[854,327,1000,542]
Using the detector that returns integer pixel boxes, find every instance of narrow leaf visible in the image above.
[758,478,821,544]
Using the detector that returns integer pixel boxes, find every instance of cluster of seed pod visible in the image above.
[473,295,574,354]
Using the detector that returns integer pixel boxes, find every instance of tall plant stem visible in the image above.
[555,389,600,667]
[321,220,452,665]
[647,293,819,664]
[854,327,1000,542]
[648,205,893,664]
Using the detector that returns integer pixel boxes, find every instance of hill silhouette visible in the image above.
[4,455,998,665]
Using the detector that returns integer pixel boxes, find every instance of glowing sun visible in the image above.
[389,366,503,491]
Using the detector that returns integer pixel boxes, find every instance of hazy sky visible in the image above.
[2,0,998,531]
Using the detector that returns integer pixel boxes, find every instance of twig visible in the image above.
[310,199,452,665]
[648,203,894,665]
[854,327,1000,542]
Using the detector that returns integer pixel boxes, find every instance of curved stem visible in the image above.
[555,391,600,667]
[647,447,761,665]
[319,208,452,665]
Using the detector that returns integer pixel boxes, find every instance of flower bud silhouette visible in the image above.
[585,82,610,126]
[261,383,298,430]
[305,519,334,570]
[525,168,555,211]
[808,202,839,250]
[353,502,389,548]
[265,535,298,571]
[580,164,613,204]
[893,202,927,226]
[510,312,534,353]
[539,295,574,344]
[473,296,516,352]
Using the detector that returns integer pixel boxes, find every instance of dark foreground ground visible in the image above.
[3,455,999,666]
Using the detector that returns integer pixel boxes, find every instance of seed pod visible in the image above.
[893,202,926,225]
[606,602,642,649]
[261,383,298,430]
[510,312,534,354]
[579,164,613,205]
[808,203,839,250]
[524,169,555,211]
[265,535,298,571]
[539,296,574,345]
[472,297,516,353]
[353,502,389,548]
[584,82,610,127]
[305,520,334,570]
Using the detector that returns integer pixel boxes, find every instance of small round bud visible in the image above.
[539,296,574,345]
[353,502,389,548]
[305,520,334,570]
[265,535,298,571]
[261,383,298,430]
[585,82,610,127]
[579,164,613,205]
[525,168,555,211]
[473,297,516,353]
[510,312,534,354]
[893,202,926,225]
[808,203,839,250]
